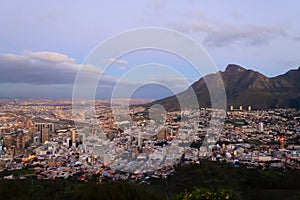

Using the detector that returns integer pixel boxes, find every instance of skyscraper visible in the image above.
[34,123,54,132]
[257,122,264,132]
[16,134,25,149]
[41,128,50,143]
[71,129,76,143]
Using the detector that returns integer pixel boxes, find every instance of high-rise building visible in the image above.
[34,123,54,132]
[230,106,234,111]
[248,106,251,111]
[71,129,76,143]
[66,138,72,148]
[239,106,243,111]
[16,134,25,149]
[279,136,285,149]
[138,132,142,149]
[33,136,39,144]
[257,122,264,132]
[28,127,37,140]
[4,135,14,149]
[41,128,50,143]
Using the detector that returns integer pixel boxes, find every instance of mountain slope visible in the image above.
[144,64,300,110]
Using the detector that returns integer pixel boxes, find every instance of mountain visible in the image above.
[144,64,300,111]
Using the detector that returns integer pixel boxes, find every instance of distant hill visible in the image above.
[144,64,300,110]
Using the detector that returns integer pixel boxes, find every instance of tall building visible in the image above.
[230,106,234,111]
[16,134,25,149]
[279,136,285,149]
[257,122,264,132]
[71,129,76,143]
[138,132,142,149]
[248,106,251,111]
[35,123,53,143]
[34,123,54,132]
[156,129,167,140]
[239,106,243,111]
[28,127,37,140]
[41,128,50,143]
[33,136,40,144]
[4,135,14,149]
[66,138,72,148]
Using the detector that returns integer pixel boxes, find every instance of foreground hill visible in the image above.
[0,161,299,200]
[145,64,300,111]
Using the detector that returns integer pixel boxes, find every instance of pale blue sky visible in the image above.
[0,0,300,99]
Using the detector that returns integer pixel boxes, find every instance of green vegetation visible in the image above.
[0,161,299,199]
[225,119,247,127]
[0,169,34,178]
[142,161,300,200]
[244,139,261,146]
[0,180,159,200]
[174,188,238,200]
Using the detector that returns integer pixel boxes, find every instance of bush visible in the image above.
[173,188,238,200]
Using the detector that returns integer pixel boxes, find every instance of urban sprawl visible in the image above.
[0,99,299,182]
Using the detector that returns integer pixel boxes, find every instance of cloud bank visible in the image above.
[0,51,187,99]
[0,51,101,85]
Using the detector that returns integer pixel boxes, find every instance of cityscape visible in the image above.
[0,99,299,181]
[1,1,300,200]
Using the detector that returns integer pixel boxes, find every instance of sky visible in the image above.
[0,0,300,99]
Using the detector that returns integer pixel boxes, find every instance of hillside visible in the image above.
[0,161,299,200]
[145,64,300,110]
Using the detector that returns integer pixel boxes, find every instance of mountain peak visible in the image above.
[145,65,300,111]
[225,64,246,73]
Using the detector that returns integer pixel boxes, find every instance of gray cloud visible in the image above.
[294,36,300,41]
[203,25,287,47]
[230,11,244,20]
[172,21,287,47]
[0,51,187,99]
[169,9,287,48]
[0,51,101,85]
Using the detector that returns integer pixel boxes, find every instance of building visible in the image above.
[3,135,14,149]
[156,129,167,140]
[28,127,37,139]
[230,106,234,111]
[257,122,264,132]
[248,106,251,111]
[0,127,11,134]
[16,134,25,149]
[239,106,243,111]
[34,123,54,132]
[41,128,50,143]
[33,136,39,144]
[66,138,72,148]
[279,136,285,149]
[138,132,143,149]
[71,129,76,143]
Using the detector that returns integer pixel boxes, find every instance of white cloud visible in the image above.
[106,57,128,65]
[23,50,75,64]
